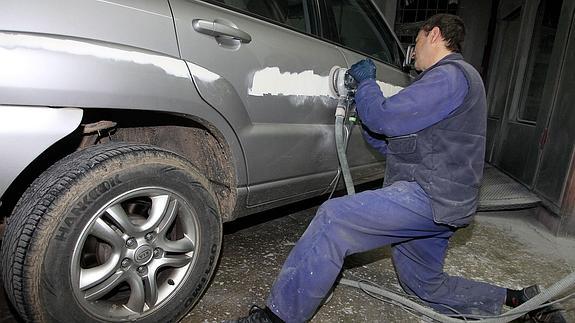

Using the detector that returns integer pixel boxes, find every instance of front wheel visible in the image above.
[1,143,222,322]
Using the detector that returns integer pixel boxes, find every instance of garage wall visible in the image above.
[458,0,492,73]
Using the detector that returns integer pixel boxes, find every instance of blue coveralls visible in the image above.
[266,58,507,322]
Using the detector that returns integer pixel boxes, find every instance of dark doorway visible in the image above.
[487,0,563,188]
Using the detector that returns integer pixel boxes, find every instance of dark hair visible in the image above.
[421,14,465,53]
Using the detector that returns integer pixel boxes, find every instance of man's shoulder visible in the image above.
[438,58,483,81]
[434,62,467,77]
[424,63,468,89]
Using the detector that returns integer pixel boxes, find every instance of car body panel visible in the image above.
[0,106,83,198]
[171,0,387,206]
[0,0,179,57]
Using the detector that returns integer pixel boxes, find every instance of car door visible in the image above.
[320,0,412,162]
[170,0,351,206]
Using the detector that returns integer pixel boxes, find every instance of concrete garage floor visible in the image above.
[1,195,574,322]
[183,197,575,323]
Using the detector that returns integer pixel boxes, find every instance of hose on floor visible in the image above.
[340,271,575,322]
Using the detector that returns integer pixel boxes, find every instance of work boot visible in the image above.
[225,305,284,323]
[507,285,567,323]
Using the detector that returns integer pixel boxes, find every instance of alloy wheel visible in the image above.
[70,187,199,320]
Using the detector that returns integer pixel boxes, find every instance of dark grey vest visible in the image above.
[383,53,486,227]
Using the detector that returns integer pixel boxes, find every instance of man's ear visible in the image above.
[429,26,444,43]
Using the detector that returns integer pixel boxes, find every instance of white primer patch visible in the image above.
[249,67,405,106]
[249,67,334,98]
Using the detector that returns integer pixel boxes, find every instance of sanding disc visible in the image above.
[329,65,345,97]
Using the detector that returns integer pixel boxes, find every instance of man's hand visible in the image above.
[348,59,376,84]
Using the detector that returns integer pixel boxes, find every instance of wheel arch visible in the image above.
[85,109,239,220]
[0,108,241,225]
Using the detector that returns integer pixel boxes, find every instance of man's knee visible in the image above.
[318,198,341,213]
[301,199,343,241]
[315,197,347,223]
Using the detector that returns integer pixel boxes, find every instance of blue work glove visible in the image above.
[348,59,376,84]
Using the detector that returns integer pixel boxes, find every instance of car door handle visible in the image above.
[192,19,252,43]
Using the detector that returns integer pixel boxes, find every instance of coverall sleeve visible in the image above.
[354,64,469,137]
[361,126,388,155]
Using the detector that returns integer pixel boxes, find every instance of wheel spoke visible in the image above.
[142,195,178,233]
[158,198,180,236]
[91,218,124,250]
[157,235,195,253]
[79,256,121,290]
[84,271,125,301]
[144,270,158,308]
[157,254,192,269]
[125,272,146,313]
[105,204,138,235]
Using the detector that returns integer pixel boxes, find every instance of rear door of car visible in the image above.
[170,0,350,206]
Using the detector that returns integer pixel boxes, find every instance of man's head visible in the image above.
[413,14,465,71]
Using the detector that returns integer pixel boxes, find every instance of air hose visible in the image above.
[335,97,355,196]
[340,272,575,322]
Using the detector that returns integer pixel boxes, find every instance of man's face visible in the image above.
[414,29,431,71]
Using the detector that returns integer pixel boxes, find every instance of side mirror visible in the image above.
[403,44,415,72]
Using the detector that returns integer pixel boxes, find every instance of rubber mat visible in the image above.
[478,164,541,211]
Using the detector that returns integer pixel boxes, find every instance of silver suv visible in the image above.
[0,0,410,321]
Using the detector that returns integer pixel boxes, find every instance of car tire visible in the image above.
[1,142,222,322]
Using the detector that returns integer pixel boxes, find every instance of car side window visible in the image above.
[211,0,313,34]
[324,0,402,67]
